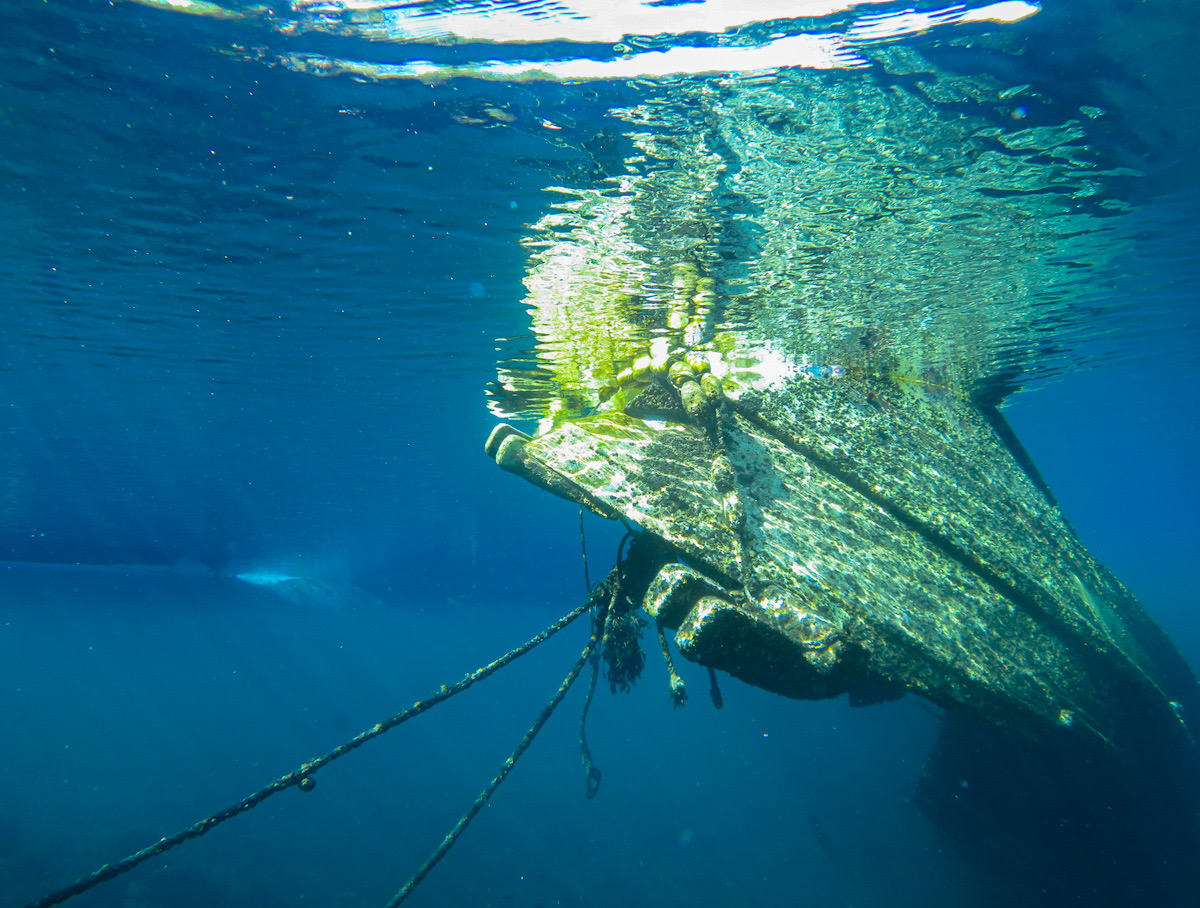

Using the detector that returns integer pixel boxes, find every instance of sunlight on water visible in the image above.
[128,0,1037,46]
[129,0,1040,80]
[106,0,1145,424]
[486,66,1137,421]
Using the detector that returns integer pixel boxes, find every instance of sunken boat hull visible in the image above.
[486,70,1200,905]
[489,366,1200,905]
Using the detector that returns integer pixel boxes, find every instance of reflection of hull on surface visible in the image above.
[488,367,1200,906]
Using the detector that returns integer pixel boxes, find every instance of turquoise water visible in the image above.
[2,1,1198,905]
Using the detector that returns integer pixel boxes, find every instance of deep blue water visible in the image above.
[2,1,1198,906]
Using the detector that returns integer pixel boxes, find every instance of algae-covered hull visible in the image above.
[490,364,1198,752]
[485,70,1200,905]
[488,362,1200,905]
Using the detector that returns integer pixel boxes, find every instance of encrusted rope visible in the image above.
[23,596,597,908]
[385,603,606,905]
[657,624,688,708]
[579,504,592,592]
[579,631,604,800]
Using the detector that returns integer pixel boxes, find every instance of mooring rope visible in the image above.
[385,603,605,906]
[657,624,688,708]
[579,504,592,591]
[23,595,598,908]
[578,632,604,800]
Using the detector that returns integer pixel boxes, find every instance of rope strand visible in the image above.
[579,504,592,591]
[657,625,688,708]
[579,644,603,800]
[385,610,605,906]
[23,596,597,908]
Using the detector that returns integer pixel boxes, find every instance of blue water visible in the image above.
[2,1,1198,906]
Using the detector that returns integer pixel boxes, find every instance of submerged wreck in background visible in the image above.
[485,71,1200,905]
